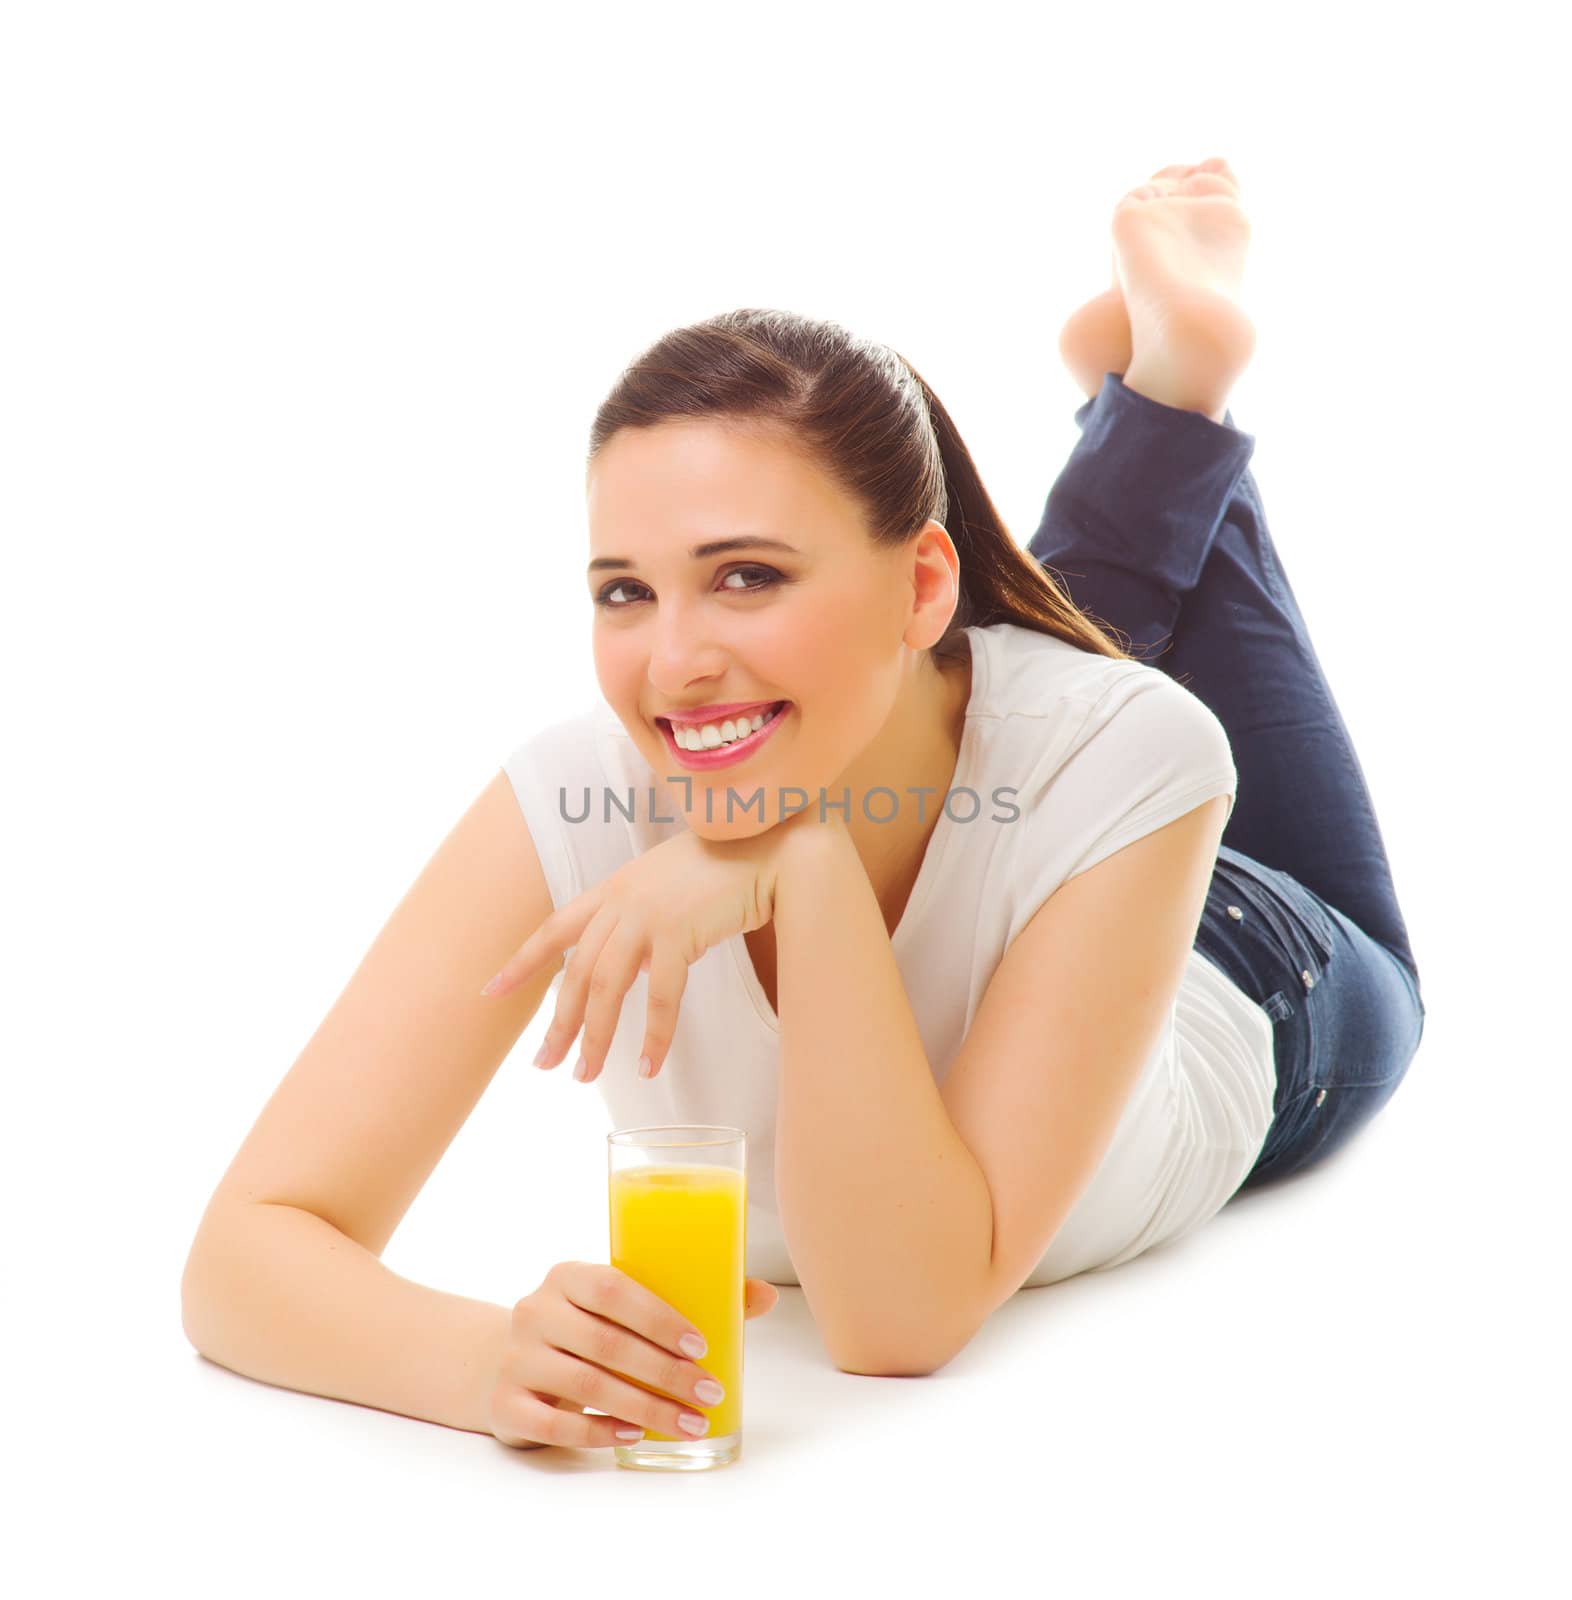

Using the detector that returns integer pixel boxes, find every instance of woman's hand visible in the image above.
[488,1262,780,1451]
[480,817,804,1082]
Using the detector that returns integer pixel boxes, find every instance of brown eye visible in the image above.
[594,566,783,609]
[719,565,781,593]
[594,579,651,608]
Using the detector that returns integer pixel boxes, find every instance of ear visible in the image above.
[904,519,961,649]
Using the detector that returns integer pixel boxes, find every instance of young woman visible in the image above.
[182,158,1425,1453]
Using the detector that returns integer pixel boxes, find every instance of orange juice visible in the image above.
[608,1162,745,1443]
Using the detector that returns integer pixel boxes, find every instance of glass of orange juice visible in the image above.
[607,1124,746,1471]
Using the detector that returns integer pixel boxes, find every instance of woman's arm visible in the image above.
[773,796,1229,1377]
[181,768,560,1431]
[182,1200,514,1435]
[770,816,995,1376]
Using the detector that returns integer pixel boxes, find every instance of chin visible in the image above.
[681,807,783,845]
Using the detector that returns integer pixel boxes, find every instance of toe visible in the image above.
[1178,172,1242,200]
[1194,156,1241,188]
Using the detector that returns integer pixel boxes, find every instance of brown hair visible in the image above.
[585,307,1136,665]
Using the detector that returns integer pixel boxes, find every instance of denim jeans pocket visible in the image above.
[1240,1070,1335,1187]
[1269,869,1337,972]
[1213,846,1336,989]
[1274,1075,1403,1181]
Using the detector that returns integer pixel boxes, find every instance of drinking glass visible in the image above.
[607,1124,746,1471]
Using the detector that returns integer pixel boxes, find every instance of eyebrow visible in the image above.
[587,536,801,575]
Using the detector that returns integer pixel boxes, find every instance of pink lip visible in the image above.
[660,699,783,725]
[659,703,791,770]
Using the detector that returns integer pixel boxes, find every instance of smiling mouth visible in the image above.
[656,700,791,753]
[659,700,794,742]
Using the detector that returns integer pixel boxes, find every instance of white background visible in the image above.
[6,2,1566,1594]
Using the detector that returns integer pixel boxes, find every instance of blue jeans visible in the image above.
[1027,373,1426,1192]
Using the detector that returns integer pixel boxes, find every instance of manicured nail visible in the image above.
[573,1055,590,1081]
[480,973,502,996]
[679,1332,707,1359]
[533,1044,551,1069]
[638,1055,653,1078]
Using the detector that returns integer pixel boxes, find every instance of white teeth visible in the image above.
[671,704,781,750]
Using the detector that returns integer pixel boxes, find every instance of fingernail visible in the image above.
[679,1332,707,1359]
[533,1044,551,1069]
[573,1055,590,1081]
[638,1055,653,1078]
[480,973,502,996]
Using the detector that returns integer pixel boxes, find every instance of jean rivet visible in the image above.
[1315,1088,1328,1107]
[1227,905,1244,920]
[1301,969,1315,990]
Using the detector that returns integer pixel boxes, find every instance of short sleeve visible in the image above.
[501,715,593,914]
[1050,670,1237,885]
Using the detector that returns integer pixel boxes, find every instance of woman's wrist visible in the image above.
[772,806,850,881]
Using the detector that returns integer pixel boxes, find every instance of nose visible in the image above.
[645,599,729,697]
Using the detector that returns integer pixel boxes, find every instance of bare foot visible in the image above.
[1057,161,1236,401]
[1058,285,1132,401]
[1111,156,1255,423]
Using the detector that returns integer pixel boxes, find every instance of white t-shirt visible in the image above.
[503,620,1276,1287]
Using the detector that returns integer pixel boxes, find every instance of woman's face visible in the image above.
[586,418,954,839]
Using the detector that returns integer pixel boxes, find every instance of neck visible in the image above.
[838,639,972,933]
